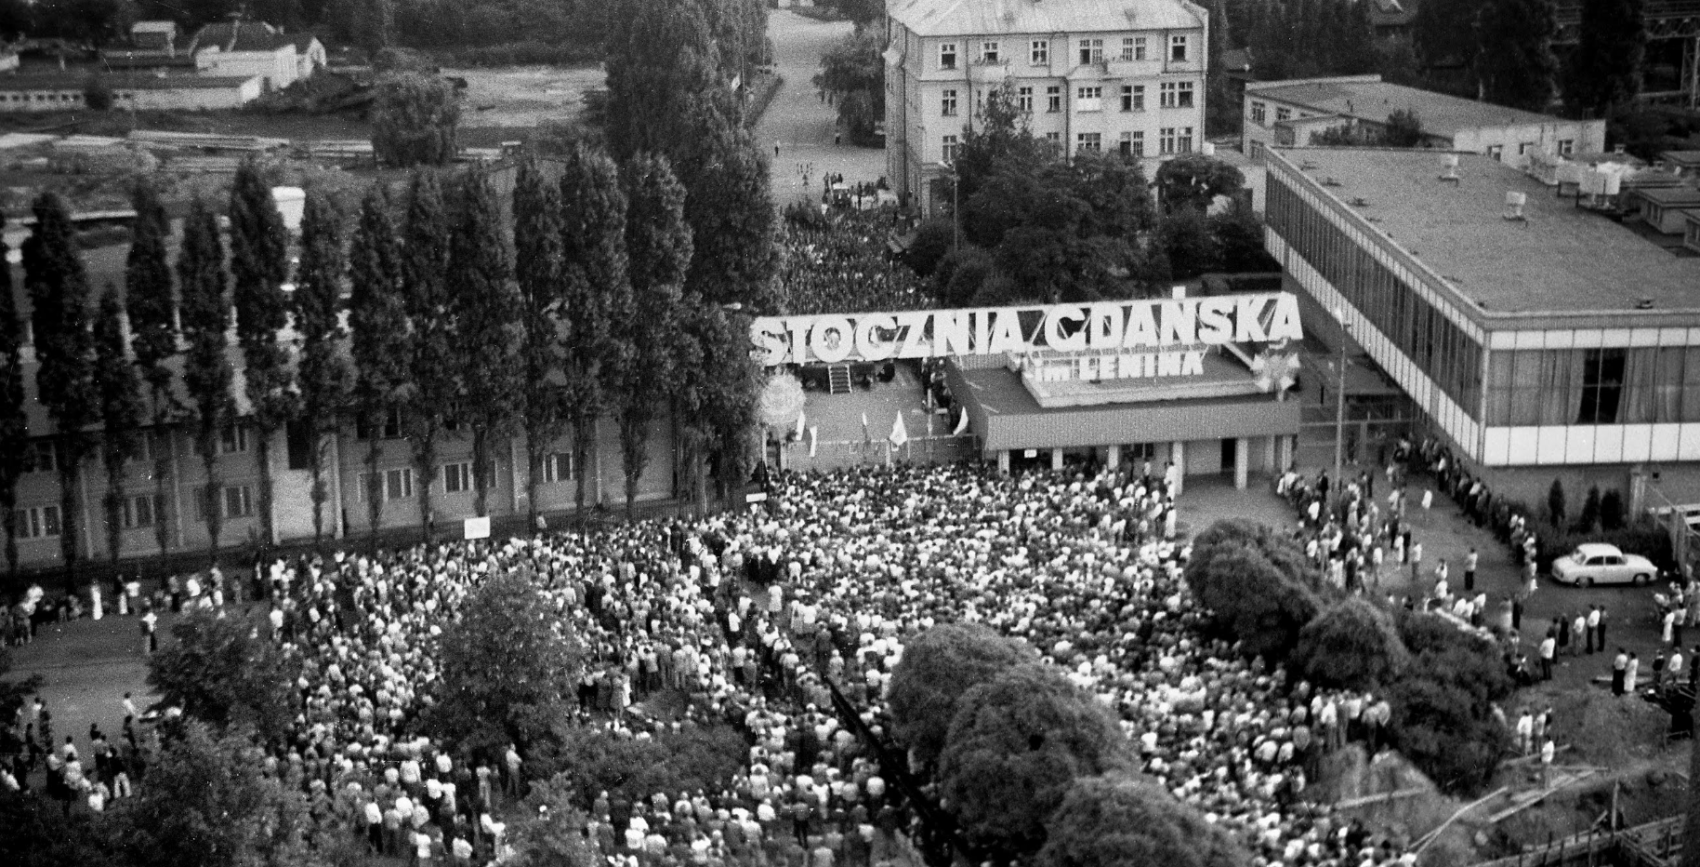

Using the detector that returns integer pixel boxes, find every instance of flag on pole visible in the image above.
[794,411,806,441]
[808,426,818,458]
[889,413,909,448]
[952,407,970,436]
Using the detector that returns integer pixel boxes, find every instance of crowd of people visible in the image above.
[780,205,935,317]
[0,456,1493,867]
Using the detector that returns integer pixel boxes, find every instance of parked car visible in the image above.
[1550,543,1658,587]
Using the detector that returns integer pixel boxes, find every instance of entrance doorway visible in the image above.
[1220,438,1236,475]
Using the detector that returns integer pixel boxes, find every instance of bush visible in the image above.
[1184,519,1328,661]
[939,663,1134,861]
[83,74,113,111]
[371,73,461,168]
[1386,610,1514,795]
[1600,489,1625,531]
[902,217,955,277]
[1547,479,1567,527]
[1291,598,1411,691]
[887,622,1034,769]
[1037,772,1251,867]
[532,723,748,807]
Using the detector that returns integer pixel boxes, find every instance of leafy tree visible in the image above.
[1036,772,1251,867]
[1383,108,1425,147]
[400,170,459,542]
[1411,0,1479,79]
[127,178,179,560]
[230,159,297,548]
[83,72,113,110]
[514,157,569,526]
[448,167,522,518]
[94,285,144,565]
[23,192,98,584]
[904,217,956,278]
[1475,0,1558,111]
[1157,207,1222,281]
[347,183,411,539]
[178,198,236,562]
[0,647,43,726]
[603,0,723,162]
[558,145,631,512]
[953,83,1056,207]
[534,723,748,807]
[146,608,301,743]
[1184,519,1328,661]
[1562,0,1645,118]
[293,188,353,546]
[0,786,106,867]
[888,622,1034,770]
[939,663,1135,861]
[1388,610,1514,794]
[371,72,461,167]
[105,720,317,867]
[684,303,763,509]
[505,775,600,867]
[683,129,781,311]
[617,153,693,515]
[1211,207,1279,273]
[0,216,24,578]
[1154,155,1244,214]
[430,571,583,756]
[1290,598,1411,691]
[813,29,885,144]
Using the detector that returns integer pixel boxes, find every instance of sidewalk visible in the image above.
[754,11,889,206]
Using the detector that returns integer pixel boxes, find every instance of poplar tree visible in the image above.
[94,285,143,564]
[1476,0,1558,111]
[228,159,296,547]
[347,183,412,541]
[618,154,693,515]
[23,192,98,582]
[400,170,458,542]
[557,144,630,512]
[513,157,568,526]
[0,216,25,576]
[293,188,352,546]
[681,125,781,312]
[448,167,522,518]
[1563,0,1646,118]
[177,198,235,563]
[126,177,179,558]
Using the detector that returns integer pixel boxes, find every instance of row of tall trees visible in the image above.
[0,148,764,582]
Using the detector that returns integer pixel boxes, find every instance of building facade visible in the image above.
[1242,75,1606,164]
[885,0,1209,214]
[1262,146,1700,511]
[0,75,263,112]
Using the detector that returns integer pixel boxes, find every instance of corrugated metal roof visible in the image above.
[953,364,1299,450]
[889,0,1205,37]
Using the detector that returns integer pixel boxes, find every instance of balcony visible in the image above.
[969,58,1011,85]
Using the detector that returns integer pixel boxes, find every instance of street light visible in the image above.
[1332,305,1350,504]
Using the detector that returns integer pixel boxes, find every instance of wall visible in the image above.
[208,47,296,89]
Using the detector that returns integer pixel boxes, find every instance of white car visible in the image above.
[1550,543,1658,587]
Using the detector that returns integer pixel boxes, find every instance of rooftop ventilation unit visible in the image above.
[1322,176,1342,187]
[1438,153,1461,185]
[1503,191,1527,221]
[1300,160,1319,171]
[1350,197,1369,207]
[1637,298,1655,310]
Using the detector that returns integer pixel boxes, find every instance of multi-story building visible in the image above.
[885,0,1209,214]
[1262,145,1700,513]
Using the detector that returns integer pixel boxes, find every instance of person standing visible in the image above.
[1586,606,1600,654]
[1512,594,1525,632]
[140,607,158,654]
[1626,652,1641,695]
[1540,737,1555,788]
[1612,648,1628,696]
[1464,547,1478,593]
[1539,631,1556,681]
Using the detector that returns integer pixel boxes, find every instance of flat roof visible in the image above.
[1633,187,1700,206]
[1247,76,1575,139]
[1275,147,1700,315]
[0,73,257,91]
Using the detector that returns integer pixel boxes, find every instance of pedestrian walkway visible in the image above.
[755,11,888,206]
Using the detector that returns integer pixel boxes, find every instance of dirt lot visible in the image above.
[447,64,603,129]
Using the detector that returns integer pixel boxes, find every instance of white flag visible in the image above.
[953,407,970,436]
[794,411,806,440]
[889,413,909,448]
[861,412,870,443]
[808,426,818,457]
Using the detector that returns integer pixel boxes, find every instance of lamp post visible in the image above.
[1332,305,1349,504]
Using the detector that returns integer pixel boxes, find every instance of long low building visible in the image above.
[0,73,264,112]
[1261,145,1700,513]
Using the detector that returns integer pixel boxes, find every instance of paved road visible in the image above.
[755,11,889,206]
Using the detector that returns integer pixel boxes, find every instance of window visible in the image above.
[1121,85,1144,112]
[357,469,412,504]
[1578,347,1627,425]
[1160,127,1193,155]
[355,408,403,440]
[939,42,957,69]
[1275,106,1291,122]
[941,134,960,162]
[1017,86,1034,112]
[1121,36,1147,61]
[1558,139,1575,155]
[15,506,60,539]
[1030,40,1048,65]
[1120,131,1144,157]
[1125,442,1157,461]
[541,453,575,484]
[1076,132,1102,152]
[1486,144,1503,161]
[941,89,958,117]
[1250,101,1266,125]
[219,424,249,454]
[22,440,57,474]
[1075,86,1102,112]
[122,495,161,529]
[1046,85,1061,112]
[1159,82,1194,108]
[443,462,473,494]
[980,41,999,63]
[201,485,255,519]
[1045,132,1062,143]
[1518,142,1534,155]
[1077,38,1103,65]
[1169,35,1189,61]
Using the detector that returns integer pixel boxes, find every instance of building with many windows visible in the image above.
[1243,75,1605,164]
[1262,145,1700,512]
[885,0,1209,213]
